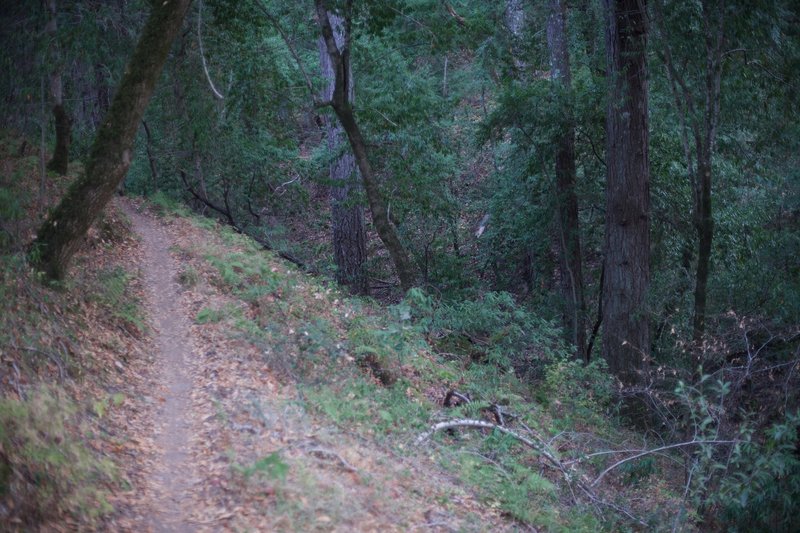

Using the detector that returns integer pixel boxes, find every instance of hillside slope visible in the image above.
[1,133,683,531]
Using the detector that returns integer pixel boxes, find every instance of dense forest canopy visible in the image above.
[1,0,799,529]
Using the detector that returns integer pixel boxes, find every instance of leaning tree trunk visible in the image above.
[602,0,650,385]
[44,0,70,176]
[318,12,368,295]
[315,0,417,292]
[547,0,587,360]
[33,0,192,280]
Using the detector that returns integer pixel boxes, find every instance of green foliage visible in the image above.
[149,190,189,217]
[232,452,289,484]
[714,412,800,531]
[302,376,428,438]
[411,290,565,377]
[195,306,225,324]
[0,185,24,250]
[0,387,116,526]
[347,309,425,369]
[455,447,598,531]
[541,356,613,424]
[176,265,199,288]
[91,266,144,332]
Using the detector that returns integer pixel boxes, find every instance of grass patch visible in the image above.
[0,386,117,527]
[302,376,428,439]
[176,265,200,288]
[90,266,145,334]
[196,306,226,324]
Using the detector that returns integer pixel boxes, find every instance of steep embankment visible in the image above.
[2,131,676,531]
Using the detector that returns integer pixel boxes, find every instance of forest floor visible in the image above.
[111,198,511,532]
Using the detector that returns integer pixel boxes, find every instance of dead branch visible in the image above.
[589,439,739,486]
[415,418,563,470]
[197,0,224,100]
[443,389,471,407]
[416,418,647,526]
[180,169,307,268]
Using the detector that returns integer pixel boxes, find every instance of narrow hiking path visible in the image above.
[123,202,196,532]
[115,199,510,532]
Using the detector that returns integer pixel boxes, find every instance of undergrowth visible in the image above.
[163,195,799,531]
[182,205,637,530]
[0,386,116,527]
[0,132,144,530]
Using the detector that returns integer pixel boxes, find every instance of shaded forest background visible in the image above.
[1,0,799,530]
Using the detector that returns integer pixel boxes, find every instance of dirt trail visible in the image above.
[116,200,509,532]
[123,203,194,532]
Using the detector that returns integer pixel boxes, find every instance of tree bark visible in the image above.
[602,0,650,385]
[32,0,192,280]
[547,0,587,360]
[44,0,70,176]
[318,11,368,295]
[504,0,526,73]
[315,0,417,292]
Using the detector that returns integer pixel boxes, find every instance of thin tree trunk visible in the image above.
[547,0,587,360]
[32,0,193,280]
[141,120,159,193]
[692,159,713,346]
[39,75,46,204]
[602,0,650,385]
[315,0,417,292]
[44,0,70,176]
[691,0,724,348]
[318,12,368,295]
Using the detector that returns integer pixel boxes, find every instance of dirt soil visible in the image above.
[111,199,511,532]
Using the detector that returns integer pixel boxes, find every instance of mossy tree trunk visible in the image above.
[33,0,192,280]
[315,0,418,293]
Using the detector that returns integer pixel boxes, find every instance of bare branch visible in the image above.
[590,438,738,486]
[415,418,563,470]
[197,0,224,100]
[255,1,316,98]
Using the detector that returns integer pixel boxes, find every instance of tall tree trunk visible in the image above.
[315,0,417,292]
[318,12,368,295]
[547,0,587,360]
[32,0,192,280]
[602,0,650,385]
[44,0,70,176]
